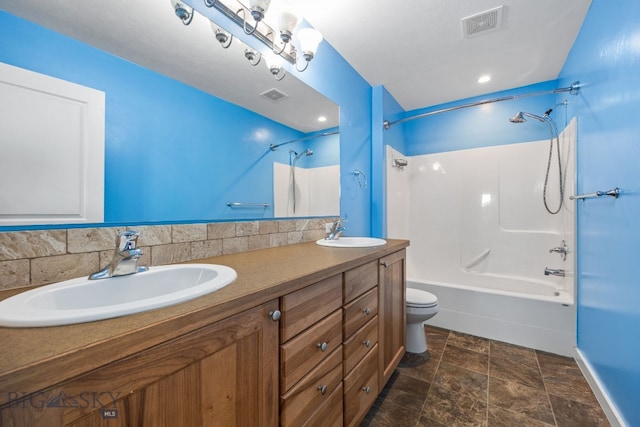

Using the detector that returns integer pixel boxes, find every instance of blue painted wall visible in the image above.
[371,86,405,237]
[558,0,640,424]
[0,12,344,228]
[400,81,560,156]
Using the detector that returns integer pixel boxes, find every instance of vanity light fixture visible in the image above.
[213,24,233,48]
[478,74,491,83]
[171,0,194,25]
[244,48,262,66]
[198,0,323,79]
[264,53,286,81]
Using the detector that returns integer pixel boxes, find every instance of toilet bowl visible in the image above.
[405,288,439,353]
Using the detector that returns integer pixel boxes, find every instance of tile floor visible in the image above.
[361,326,610,427]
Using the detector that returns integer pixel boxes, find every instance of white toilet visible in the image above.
[405,288,439,353]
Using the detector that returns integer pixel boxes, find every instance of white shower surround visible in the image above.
[387,118,577,356]
[273,163,340,217]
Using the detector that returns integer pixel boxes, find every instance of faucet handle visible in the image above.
[117,230,141,251]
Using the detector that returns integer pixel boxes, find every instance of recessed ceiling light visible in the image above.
[317,116,327,122]
[478,75,491,84]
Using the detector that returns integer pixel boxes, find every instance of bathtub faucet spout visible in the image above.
[544,267,565,277]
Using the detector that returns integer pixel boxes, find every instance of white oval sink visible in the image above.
[0,264,237,327]
[316,237,387,248]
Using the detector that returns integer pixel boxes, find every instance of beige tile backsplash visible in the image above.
[0,218,334,291]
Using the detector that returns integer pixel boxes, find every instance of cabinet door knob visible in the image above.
[363,307,371,315]
[269,310,281,321]
[317,385,328,395]
[362,386,371,394]
[381,261,388,268]
[317,342,328,352]
[363,339,371,348]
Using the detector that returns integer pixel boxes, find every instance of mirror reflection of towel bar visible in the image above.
[226,202,271,208]
[570,187,619,200]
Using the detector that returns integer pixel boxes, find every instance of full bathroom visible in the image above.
[0,0,639,426]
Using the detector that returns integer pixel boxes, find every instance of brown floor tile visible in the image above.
[432,362,488,402]
[420,382,487,427]
[488,377,555,425]
[536,351,599,406]
[487,405,554,427]
[447,331,490,355]
[548,394,610,427]
[425,326,449,355]
[490,340,537,364]
[363,393,423,427]
[490,355,545,389]
[363,328,611,427]
[442,343,489,374]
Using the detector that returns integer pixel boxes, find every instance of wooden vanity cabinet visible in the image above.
[378,249,407,389]
[279,274,344,427]
[0,300,280,427]
[342,261,379,427]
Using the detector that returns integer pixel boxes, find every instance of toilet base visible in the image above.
[406,321,427,353]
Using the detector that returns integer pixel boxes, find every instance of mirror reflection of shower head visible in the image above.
[293,149,313,161]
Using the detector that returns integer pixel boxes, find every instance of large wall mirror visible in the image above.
[0,0,339,228]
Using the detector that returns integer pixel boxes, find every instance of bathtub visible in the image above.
[408,275,576,356]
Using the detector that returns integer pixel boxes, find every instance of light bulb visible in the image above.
[297,28,323,60]
[249,0,271,21]
[278,9,300,43]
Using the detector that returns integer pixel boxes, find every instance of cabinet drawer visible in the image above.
[281,310,343,393]
[343,287,378,338]
[343,315,378,375]
[343,344,379,427]
[281,274,343,342]
[304,382,343,427]
[280,348,342,427]
[344,260,378,303]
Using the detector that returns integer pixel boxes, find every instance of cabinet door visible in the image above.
[1,301,280,427]
[378,250,406,389]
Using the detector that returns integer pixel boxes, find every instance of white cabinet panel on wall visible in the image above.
[0,62,105,225]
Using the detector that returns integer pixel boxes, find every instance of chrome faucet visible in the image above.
[544,267,565,277]
[549,240,569,261]
[89,231,149,280]
[325,218,347,240]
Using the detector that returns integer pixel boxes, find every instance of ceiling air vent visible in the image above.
[260,88,288,103]
[462,5,504,38]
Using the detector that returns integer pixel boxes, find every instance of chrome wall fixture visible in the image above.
[570,187,620,200]
[170,0,323,80]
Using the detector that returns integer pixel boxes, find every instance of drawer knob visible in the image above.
[363,339,371,348]
[317,342,328,352]
[381,261,388,268]
[317,385,328,395]
[363,307,371,315]
[269,310,281,321]
[362,386,371,394]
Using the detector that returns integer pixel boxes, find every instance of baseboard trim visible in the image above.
[574,348,627,427]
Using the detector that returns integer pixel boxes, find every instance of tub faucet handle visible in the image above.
[549,240,568,261]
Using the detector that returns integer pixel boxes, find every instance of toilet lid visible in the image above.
[406,288,438,307]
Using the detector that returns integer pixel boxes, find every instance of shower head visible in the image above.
[509,111,547,123]
[509,112,527,123]
[293,149,313,161]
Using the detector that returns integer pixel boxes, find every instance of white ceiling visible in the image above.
[0,0,591,127]
[296,0,592,111]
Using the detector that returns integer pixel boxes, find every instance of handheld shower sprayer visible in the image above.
[508,109,564,215]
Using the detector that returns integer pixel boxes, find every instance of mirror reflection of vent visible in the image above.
[462,6,504,38]
[260,88,288,103]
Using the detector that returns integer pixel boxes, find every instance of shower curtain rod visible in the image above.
[269,130,340,151]
[383,81,581,130]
